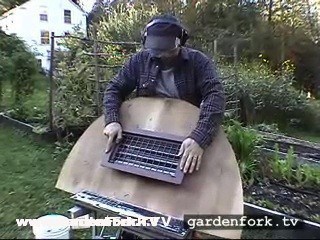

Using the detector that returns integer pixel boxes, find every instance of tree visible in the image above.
[0,0,28,15]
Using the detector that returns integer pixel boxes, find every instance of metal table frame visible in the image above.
[67,203,193,239]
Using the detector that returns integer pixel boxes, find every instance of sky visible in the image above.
[79,0,96,13]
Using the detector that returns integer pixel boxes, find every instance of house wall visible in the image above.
[0,0,87,72]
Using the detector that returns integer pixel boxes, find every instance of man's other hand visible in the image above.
[178,138,204,174]
[103,122,122,153]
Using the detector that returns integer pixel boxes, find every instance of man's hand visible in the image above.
[178,138,204,174]
[103,122,122,153]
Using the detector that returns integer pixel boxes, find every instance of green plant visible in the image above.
[310,214,320,223]
[270,145,320,188]
[225,119,263,185]
[270,144,284,180]
[284,146,295,181]
[271,145,296,184]
[298,165,320,187]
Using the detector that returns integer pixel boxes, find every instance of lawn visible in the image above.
[0,124,71,239]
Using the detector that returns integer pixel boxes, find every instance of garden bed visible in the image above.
[0,113,89,142]
[258,131,320,149]
[254,130,320,168]
[244,179,320,224]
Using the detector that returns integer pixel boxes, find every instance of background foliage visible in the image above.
[52,4,157,131]
[133,0,320,98]
[220,59,319,131]
[50,1,320,134]
[1,0,320,133]
[0,30,46,124]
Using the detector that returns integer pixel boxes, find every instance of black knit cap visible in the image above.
[144,14,183,55]
[146,14,183,37]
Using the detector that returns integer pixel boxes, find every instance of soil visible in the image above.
[244,179,320,224]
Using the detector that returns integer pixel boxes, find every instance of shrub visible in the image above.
[3,72,49,125]
[0,30,44,122]
[54,32,97,130]
[53,5,159,131]
[11,51,38,104]
[219,59,315,130]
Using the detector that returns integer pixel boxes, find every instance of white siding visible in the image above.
[0,0,87,71]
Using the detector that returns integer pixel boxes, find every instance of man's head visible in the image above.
[142,14,188,61]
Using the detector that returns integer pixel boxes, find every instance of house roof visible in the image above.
[67,0,86,14]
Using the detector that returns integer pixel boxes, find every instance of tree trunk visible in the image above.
[268,0,273,23]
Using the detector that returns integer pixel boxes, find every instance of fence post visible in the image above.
[49,32,55,131]
[93,27,100,116]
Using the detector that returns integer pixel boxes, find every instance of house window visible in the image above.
[41,31,49,45]
[37,59,42,67]
[64,10,71,24]
[40,13,48,21]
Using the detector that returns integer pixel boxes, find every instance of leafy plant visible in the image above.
[271,145,297,184]
[271,144,283,179]
[225,119,263,185]
[311,214,320,223]
[284,146,295,182]
[270,145,320,188]
[297,165,320,188]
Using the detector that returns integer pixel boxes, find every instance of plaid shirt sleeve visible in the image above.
[103,53,140,126]
[187,53,226,149]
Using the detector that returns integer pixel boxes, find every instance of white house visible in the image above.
[0,0,87,71]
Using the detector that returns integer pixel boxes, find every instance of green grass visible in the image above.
[0,124,72,239]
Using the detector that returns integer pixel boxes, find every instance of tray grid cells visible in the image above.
[109,133,181,176]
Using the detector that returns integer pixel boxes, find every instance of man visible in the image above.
[103,14,226,174]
